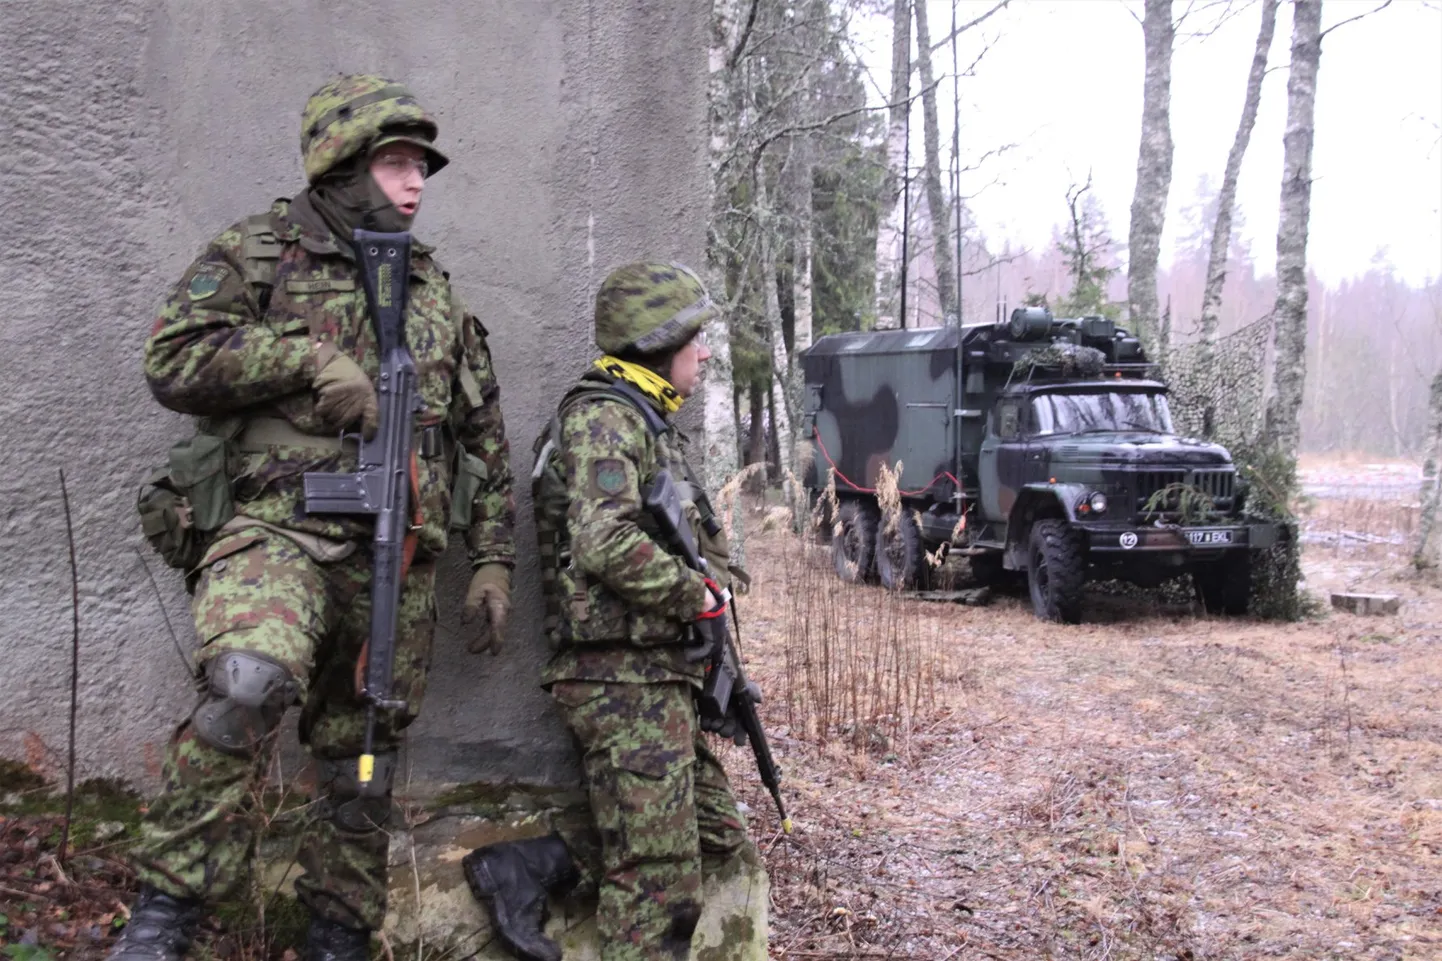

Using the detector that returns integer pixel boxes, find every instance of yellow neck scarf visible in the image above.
[595,355,683,414]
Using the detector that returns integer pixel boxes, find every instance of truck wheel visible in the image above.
[833,502,878,583]
[1193,553,1251,616]
[1027,520,1085,624]
[875,510,930,591]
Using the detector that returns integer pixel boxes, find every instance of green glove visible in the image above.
[463,563,512,655]
[312,343,379,439]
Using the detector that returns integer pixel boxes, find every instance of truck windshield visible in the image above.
[1032,391,1173,435]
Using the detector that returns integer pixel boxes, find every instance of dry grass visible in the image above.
[718,486,1442,960]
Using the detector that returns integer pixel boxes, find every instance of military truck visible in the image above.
[799,307,1279,623]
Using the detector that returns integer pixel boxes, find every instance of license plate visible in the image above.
[1187,529,1232,546]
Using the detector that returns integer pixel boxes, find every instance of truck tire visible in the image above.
[1193,553,1251,616]
[833,502,878,583]
[875,510,930,591]
[1027,520,1085,624]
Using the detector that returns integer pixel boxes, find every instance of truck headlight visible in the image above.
[1087,492,1108,515]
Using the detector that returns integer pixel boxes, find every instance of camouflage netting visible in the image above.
[1165,314,1274,450]
[1165,314,1308,620]
[1011,343,1107,379]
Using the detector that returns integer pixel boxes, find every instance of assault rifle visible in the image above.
[644,470,792,832]
[303,229,420,786]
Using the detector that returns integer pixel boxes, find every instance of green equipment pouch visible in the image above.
[448,449,489,532]
[167,433,236,532]
[137,430,238,573]
[137,470,205,571]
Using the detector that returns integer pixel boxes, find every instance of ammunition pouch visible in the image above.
[137,424,241,576]
[316,753,397,833]
[448,448,490,532]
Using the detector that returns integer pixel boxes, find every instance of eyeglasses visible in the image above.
[375,154,429,179]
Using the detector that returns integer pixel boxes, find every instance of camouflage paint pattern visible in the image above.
[592,263,716,356]
[144,196,515,567]
[802,318,1273,570]
[535,365,758,958]
[130,527,437,930]
[299,75,446,183]
[541,371,716,687]
[549,680,751,961]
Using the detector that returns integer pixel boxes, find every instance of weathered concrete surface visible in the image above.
[1330,592,1403,616]
[250,784,767,959]
[0,0,710,791]
[379,787,768,960]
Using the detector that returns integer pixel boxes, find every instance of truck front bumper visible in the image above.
[1084,521,1280,554]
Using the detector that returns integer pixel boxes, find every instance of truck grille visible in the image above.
[1135,468,1235,513]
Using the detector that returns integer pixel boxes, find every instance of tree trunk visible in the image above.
[1126,0,1174,355]
[703,0,744,495]
[746,379,767,468]
[1414,371,1442,569]
[913,0,956,323]
[873,0,911,330]
[1200,0,1278,344]
[1387,335,1404,456]
[788,107,816,354]
[795,228,814,353]
[1197,0,1277,437]
[763,217,796,482]
[1262,0,1324,477]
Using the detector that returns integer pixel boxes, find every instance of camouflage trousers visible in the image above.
[550,680,753,961]
[130,526,437,931]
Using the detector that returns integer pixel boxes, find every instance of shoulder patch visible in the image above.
[591,458,629,497]
[187,263,229,302]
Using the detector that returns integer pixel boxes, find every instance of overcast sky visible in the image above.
[850,0,1442,285]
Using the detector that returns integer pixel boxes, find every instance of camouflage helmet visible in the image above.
[594,262,718,356]
[300,74,449,183]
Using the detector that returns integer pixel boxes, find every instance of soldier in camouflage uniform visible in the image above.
[462,263,762,961]
[110,76,517,961]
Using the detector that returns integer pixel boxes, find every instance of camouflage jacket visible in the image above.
[539,368,729,687]
[144,194,515,566]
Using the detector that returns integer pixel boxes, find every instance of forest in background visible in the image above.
[702,0,1440,474]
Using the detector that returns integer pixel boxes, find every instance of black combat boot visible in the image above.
[305,915,371,961]
[462,835,577,961]
[106,886,203,961]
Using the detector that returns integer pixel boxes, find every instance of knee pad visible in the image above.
[192,651,297,756]
[316,752,397,834]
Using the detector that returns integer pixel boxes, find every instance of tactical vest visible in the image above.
[531,377,729,648]
[139,210,474,579]
[137,214,285,576]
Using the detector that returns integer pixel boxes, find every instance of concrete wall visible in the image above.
[0,0,710,791]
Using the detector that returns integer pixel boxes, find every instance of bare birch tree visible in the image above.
[873,0,911,329]
[1261,0,1323,474]
[913,0,956,322]
[1126,0,1175,355]
[763,224,796,483]
[1195,0,1278,436]
[1415,370,1442,569]
[703,0,751,493]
